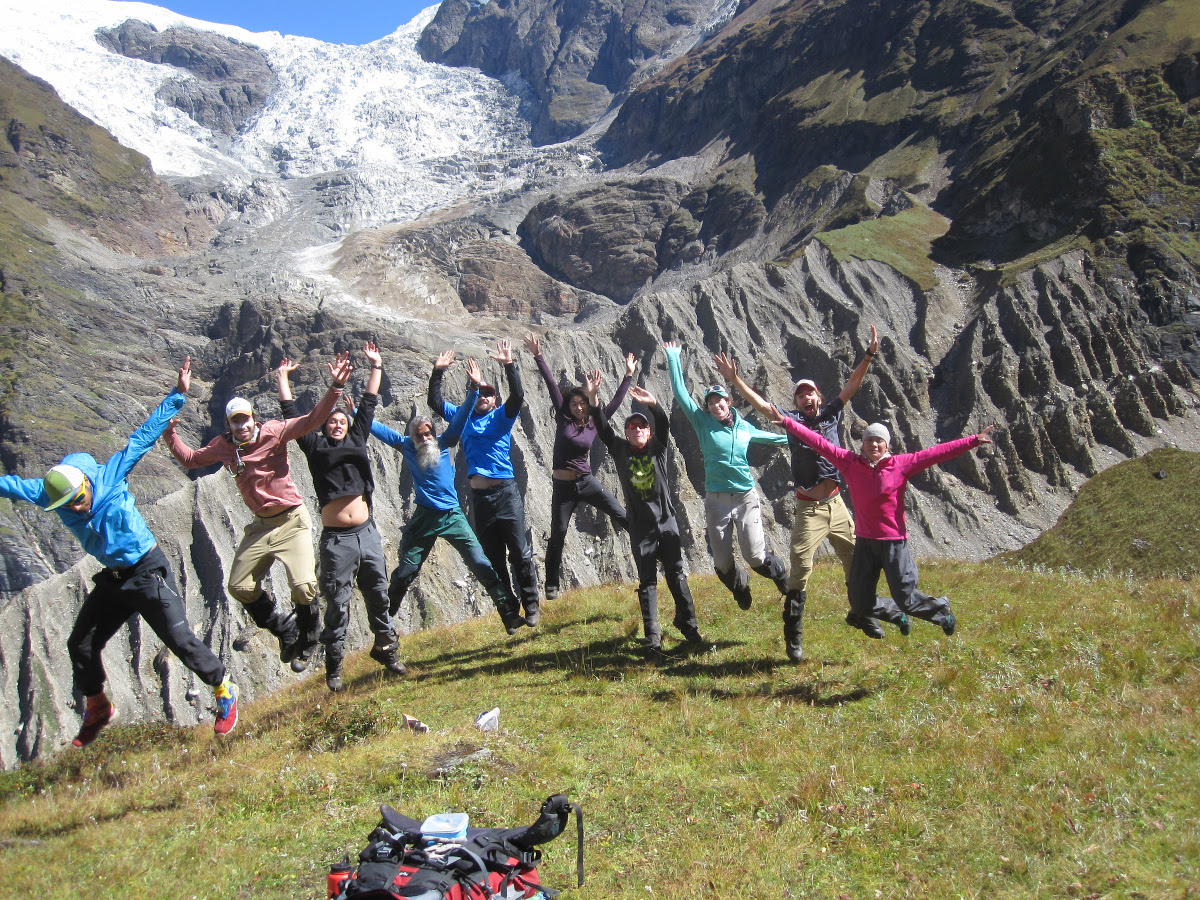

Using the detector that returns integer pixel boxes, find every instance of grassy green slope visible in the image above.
[1,564,1196,899]
[1004,447,1200,577]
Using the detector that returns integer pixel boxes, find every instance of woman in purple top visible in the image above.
[524,333,635,601]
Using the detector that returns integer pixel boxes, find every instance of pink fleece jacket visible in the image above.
[780,417,981,540]
[166,387,342,516]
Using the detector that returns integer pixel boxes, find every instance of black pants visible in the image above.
[633,528,697,638]
[470,480,539,612]
[319,519,393,662]
[67,545,225,697]
[544,474,628,593]
[848,538,952,626]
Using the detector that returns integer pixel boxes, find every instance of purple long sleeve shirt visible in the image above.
[534,354,631,474]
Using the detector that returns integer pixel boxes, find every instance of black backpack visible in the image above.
[331,794,584,900]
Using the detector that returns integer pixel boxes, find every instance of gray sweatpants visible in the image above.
[848,538,953,627]
[319,518,393,661]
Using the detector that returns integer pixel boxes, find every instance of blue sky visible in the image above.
[163,0,436,45]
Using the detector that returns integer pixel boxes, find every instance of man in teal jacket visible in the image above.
[0,358,237,748]
[664,342,791,610]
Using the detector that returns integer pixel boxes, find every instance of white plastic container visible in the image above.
[421,812,469,841]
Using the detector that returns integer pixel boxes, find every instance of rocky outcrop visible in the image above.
[95,19,275,138]
[417,0,730,144]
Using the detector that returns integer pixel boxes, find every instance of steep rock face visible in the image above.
[94,19,276,138]
[417,0,729,144]
[0,56,210,259]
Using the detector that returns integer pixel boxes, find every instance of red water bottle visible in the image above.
[327,856,353,898]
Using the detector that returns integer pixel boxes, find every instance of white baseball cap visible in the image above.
[225,397,254,420]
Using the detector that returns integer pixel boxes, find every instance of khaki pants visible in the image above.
[227,505,318,606]
[788,492,856,592]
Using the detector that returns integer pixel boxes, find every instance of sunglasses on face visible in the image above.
[67,485,88,508]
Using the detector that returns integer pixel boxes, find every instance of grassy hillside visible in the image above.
[1005,447,1200,577]
[0,563,1196,898]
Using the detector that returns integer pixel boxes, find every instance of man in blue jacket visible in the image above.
[372,357,526,634]
[0,359,237,748]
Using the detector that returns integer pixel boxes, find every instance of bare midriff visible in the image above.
[552,469,583,481]
[469,475,507,489]
[322,494,370,528]
[796,478,840,502]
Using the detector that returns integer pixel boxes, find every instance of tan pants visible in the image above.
[788,492,855,592]
[227,505,318,606]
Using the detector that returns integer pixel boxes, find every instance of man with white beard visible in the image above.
[370,357,527,635]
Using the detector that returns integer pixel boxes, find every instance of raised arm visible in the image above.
[441,388,479,448]
[603,353,635,418]
[108,359,190,480]
[369,417,407,449]
[712,352,773,419]
[630,384,670,445]
[0,474,52,508]
[663,342,700,419]
[364,341,383,398]
[275,353,351,442]
[838,325,879,404]
[899,425,992,477]
[527,333,565,411]
[498,341,524,417]
[429,350,458,420]
[277,357,301,418]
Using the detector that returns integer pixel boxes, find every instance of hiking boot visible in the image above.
[545,586,561,601]
[734,584,753,610]
[289,601,321,672]
[498,603,527,635]
[72,694,116,748]
[640,635,662,652]
[679,624,707,644]
[845,613,884,639]
[213,679,238,736]
[232,620,257,652]
[942,610,957,636]
[783,590,806,663]
[326,655,344,693]
[523,601,541,627]
[897,614,912,636]
[369,640,407,676]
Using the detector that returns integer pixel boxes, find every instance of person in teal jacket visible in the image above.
[0,358,237,748]
[663,341,791,610]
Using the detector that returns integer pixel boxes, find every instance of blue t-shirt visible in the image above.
[371,390,475,510]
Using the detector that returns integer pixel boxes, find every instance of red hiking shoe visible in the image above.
[213,679,238,736]
[72,696,117,748]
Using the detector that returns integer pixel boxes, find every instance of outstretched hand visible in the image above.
[328,352,353,388]
[712,352,738,382]
[624,353,637,378]
[663,340,680,351]
[977,423,995,444]
[767,404,788,426]
[490,339,514,365]
[629,384,657,407]
[277,357,300,378]
[523,333,541,357]
[466,357,483,385]
[434,349,456,371]
[867,324,879,356]
[176,356,192,394]
[585,369,602,404]
[364,341,382,368]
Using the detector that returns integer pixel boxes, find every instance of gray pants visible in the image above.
[319,519,393,662]
[848,538,952,627]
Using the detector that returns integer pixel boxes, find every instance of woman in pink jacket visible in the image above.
[770,409,993,637]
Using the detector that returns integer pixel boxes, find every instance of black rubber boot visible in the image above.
[243,593,300,662]
[369,636,407,676]
[326,649,345,692]
[496,600,528,635]
[783,590,806,662]
[637,585,662,651]
[716,565,753,610]
[753,551,791,596]
[289,601,322,672]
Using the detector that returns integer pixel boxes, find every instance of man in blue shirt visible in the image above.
[428,340,541,624]
[373,363,526,634]
[0,359,237,748]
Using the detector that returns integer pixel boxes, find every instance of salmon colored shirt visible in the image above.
[166,387,343,516]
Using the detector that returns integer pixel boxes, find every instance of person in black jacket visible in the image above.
[590,381,705,652]
[278,342,404,691]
